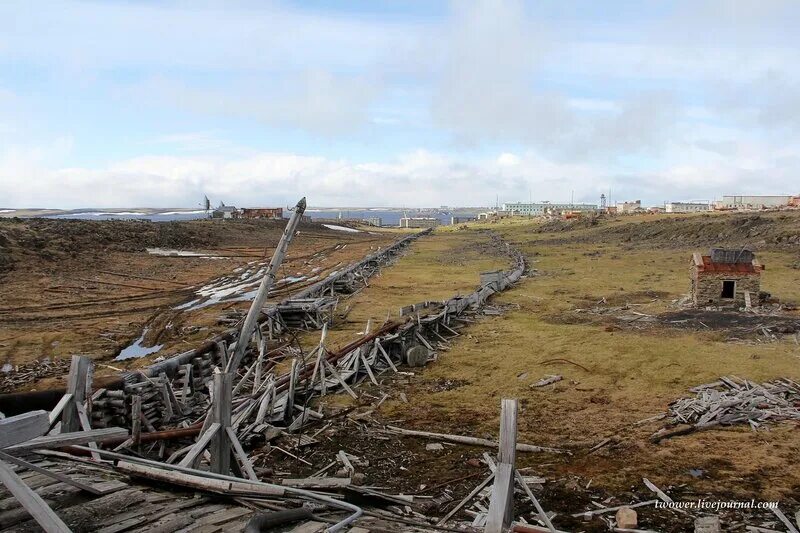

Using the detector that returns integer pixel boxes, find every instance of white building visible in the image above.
[664,202,711,213]
[502,202,598,216]
[399,217,439,228]
[719,195,794,210]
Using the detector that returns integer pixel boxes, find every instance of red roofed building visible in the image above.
[690,248,764,306]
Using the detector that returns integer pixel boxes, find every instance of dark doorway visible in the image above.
[721,280,735,299]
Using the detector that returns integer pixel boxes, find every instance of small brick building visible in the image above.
[690,248,764,306]
[240,208,283,219]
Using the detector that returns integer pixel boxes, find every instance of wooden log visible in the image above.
[0,411,49,449]
[279,477,351,488]
[115,461,284,496]
[0,459,71,533]
[385,426,565,454]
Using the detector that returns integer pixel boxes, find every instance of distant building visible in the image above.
[719,195,795,210]
[502,202,598,216]
[399,217,439,228]
[616,200,642,214]
[212,205,238,219]
[690,248,764,307]
[362,217,382,227]
[451,215,478,224]
[477,210,511,220]
[664,202,711,213]
[239,208,283,219]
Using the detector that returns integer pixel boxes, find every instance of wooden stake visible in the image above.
[210,373,232,475]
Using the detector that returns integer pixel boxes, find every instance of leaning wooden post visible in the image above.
[485,398,518,533]
[62,355,92,433]
[210,372,232,475]
[227,197,306,374]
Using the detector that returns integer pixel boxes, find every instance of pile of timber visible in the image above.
[663,376,800,432]
[0,358,72,394]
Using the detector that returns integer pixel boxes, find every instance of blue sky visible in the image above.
[1,0,799,208]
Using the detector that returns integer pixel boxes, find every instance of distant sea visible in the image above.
[32,208,470,226]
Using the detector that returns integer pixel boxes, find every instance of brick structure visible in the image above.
[240,207,283,219]
[690,249,764,307]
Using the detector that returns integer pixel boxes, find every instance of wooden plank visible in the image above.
[485,399,518,533]
[0,411,49,449]
[0,450,102,495]
[322,359,357,399]
[279,477,351,488]
[384,426,564,454]
[177,423,220,468]
[375,342,398,372]
[225,428,257,481]
[74,403,100,461]
[131,395,142,445]
[285,359,297,420]
[47,395,73,432]
[0,459,71,533]
[437,472,494,525]
[6,428,127,452]
[210,373,232,475]
[514,470,556,533]
[485,463,513,533]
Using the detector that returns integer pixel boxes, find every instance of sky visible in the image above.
[1,0,800,209]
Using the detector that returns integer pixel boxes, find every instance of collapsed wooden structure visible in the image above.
[0,196,543,532]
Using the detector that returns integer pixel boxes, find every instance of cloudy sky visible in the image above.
[1,0,799,209]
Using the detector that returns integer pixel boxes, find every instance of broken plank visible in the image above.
[0,459,71,533]
[0,411,49,449]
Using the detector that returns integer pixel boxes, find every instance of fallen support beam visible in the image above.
[5,427,128,452]
[116,460,284,497]
[384,426,567,454]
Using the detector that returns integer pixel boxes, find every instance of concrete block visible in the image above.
[615,507,637,529]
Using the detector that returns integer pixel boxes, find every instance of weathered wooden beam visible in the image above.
[177,423,220,468]
[5,428,127,452]
[0,411,49,449]
[485,399,518,533]
[227,197,306,374]
[47,394,73,432]
[115,460,284,496]
[62,356,92,433]
[210,373,232,475]
[225,427,258,481]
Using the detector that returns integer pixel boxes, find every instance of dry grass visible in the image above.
[317,230,509,350]
[374,218,800,500]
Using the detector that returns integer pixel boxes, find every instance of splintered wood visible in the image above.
[653,376,800,441]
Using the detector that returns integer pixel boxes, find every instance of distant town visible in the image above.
[205,193,800,228]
